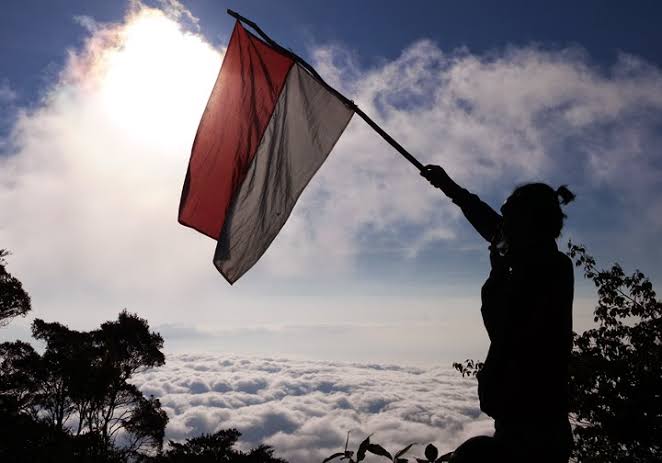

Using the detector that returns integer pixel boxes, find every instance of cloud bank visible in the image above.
[133,354,491,463]
[298,42,662,273]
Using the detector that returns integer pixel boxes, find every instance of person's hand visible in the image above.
[420,164,452,190]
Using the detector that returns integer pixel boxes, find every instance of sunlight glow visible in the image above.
[98,8,222,148]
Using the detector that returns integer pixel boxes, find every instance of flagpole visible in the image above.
[226,9,426,172]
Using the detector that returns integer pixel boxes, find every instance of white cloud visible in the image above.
[132,353,491,462]
[154,0,200,31]
[0,79,18,151]
[0,79,17,103]
[286,42,662,277]
[73,15,99,33]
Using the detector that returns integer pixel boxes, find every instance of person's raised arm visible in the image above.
[421,165,502,243]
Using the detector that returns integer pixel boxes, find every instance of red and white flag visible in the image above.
[179,21,354,283]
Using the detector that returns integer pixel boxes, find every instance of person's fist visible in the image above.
[421,164,450,189]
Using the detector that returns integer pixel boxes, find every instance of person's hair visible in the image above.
[501,183,576,239]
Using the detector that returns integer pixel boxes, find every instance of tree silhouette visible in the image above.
[1,311,168,461]
[156,428,287,463]
[0,249,31,326]
[0,341,42,415]
[568,242,661,462]
[0,249,287,462]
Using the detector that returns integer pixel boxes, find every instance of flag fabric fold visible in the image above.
[179,21,354,283]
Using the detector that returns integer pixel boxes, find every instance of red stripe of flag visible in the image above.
[178,22,294,239]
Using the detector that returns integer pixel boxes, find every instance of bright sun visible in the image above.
[98,8,222,147]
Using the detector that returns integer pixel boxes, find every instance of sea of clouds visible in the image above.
[133,353,491,463]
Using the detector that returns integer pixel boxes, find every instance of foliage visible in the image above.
[0,249,31,325]
[451,359,483,378]
[154,428,287,462]
[323,433,450,463]
[0,310,168,462]
[0,311,287,463]
[567,242,661,462]
[415,443,453,463]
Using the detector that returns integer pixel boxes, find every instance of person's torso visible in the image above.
[477,247,573,421]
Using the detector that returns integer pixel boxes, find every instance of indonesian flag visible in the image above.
[179,21,354,283]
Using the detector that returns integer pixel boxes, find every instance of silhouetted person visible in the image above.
[421,165,575,463]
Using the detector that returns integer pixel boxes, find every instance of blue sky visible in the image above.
[1,0,661,364]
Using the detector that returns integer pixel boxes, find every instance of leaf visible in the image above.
[436,451,453,462]
[416,459,428,463]
[367,443,392,460]
[424,444,438,462]
[394,443,416,460]
[357,435,371,462]
[323,452,345,463]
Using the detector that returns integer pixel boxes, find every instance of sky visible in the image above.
[2,0,662,368]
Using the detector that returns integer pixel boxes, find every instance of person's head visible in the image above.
[499,183,575,251]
